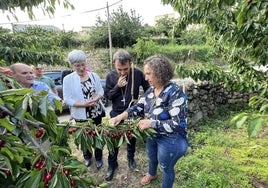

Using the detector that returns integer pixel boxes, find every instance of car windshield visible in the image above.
[43,72,62,85]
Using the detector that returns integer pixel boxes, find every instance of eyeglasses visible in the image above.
[73,63,86,69]
[35,68,42,70]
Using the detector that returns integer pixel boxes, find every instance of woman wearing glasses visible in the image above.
[63,49,104,170]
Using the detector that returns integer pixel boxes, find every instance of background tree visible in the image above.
[162,0,268,136]
[88,6,144,48]
[154,15,180,39]
[0,26,82,66]
[0,0,73,20]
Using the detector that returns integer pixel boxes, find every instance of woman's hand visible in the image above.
[84,99,96,107]
[137,119,153,130]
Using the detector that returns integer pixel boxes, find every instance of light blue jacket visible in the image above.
[31,80,61,105]
[63,71,104,120]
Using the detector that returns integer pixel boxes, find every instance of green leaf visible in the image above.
[124,133,130,144]
[14,100,26,120]
[57,173,71,188]
[248,117,263,138]
[22,95,29,110]
[259,103,268,113]
[64,162,85,169]
[13,152,24,163]
[0,118,15,131]
[99,182,109,188]
[235,116,248,128]
[24,170,42,188]
[50,172,58,188]
[229,112,248,125]
[0,88,33,96]
[53,99,63,112]
[118,136,124,147]
[1,147,14,159]
[39,96,48,116]
[50,146,71,155]
[15,173,31,187]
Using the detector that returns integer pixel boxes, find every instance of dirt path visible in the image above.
[71,140,162,188]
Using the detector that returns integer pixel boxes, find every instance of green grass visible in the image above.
[139,107,268,188]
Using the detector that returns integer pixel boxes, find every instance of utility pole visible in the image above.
[107,2,113,70]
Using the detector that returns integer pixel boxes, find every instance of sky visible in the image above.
[0,0,177,31]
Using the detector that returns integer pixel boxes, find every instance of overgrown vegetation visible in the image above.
[0,27,82,66]
[141,107,268,188]
[164,0,268,137]
[0,0,267,187]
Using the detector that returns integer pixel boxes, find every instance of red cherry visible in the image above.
[35,128,45,138]
[0,140,5,148]
[4,169,11,176]
[68,127,77,134]
[34,162,40,169]
[70,178,76,186]
[39,161,45,170]
[44,172,53,182]
[68,129,73,134]
[63,169,70,176]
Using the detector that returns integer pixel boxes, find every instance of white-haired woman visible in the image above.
[63,49,104,169]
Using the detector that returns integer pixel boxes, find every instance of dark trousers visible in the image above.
[75,115,103,161]
[108,110,136,168]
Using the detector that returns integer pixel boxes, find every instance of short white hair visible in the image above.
[68,50,87,64]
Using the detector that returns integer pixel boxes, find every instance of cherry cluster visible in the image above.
[68,126,133,140]
[35,128,45,139]
[105,130,132,140]
[68,127,77,134]
[33,156,46,170]
[85,129,97,137]
[33,156,76,187]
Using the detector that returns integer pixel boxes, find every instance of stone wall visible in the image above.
[175,79,251,125]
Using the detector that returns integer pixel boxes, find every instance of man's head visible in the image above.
[33,64,44,77]
[10,63,35,88]
[113,49,132,77]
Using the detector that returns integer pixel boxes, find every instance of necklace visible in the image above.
[120,75,130,106]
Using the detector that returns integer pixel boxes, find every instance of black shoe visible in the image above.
[105,165,118,181]
[128,158,137,170]
[96,160,103,170]
[85,159,91,167]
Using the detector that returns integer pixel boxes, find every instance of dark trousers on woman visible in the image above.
[75,115,103,162]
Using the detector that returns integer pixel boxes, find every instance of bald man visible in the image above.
[10,63,61,105]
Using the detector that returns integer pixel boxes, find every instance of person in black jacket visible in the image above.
[104,49,149,181]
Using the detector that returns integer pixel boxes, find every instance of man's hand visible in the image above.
[117,76,127,87]
[109,117,121,126]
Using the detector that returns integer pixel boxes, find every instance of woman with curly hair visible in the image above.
[109,54,189,188]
